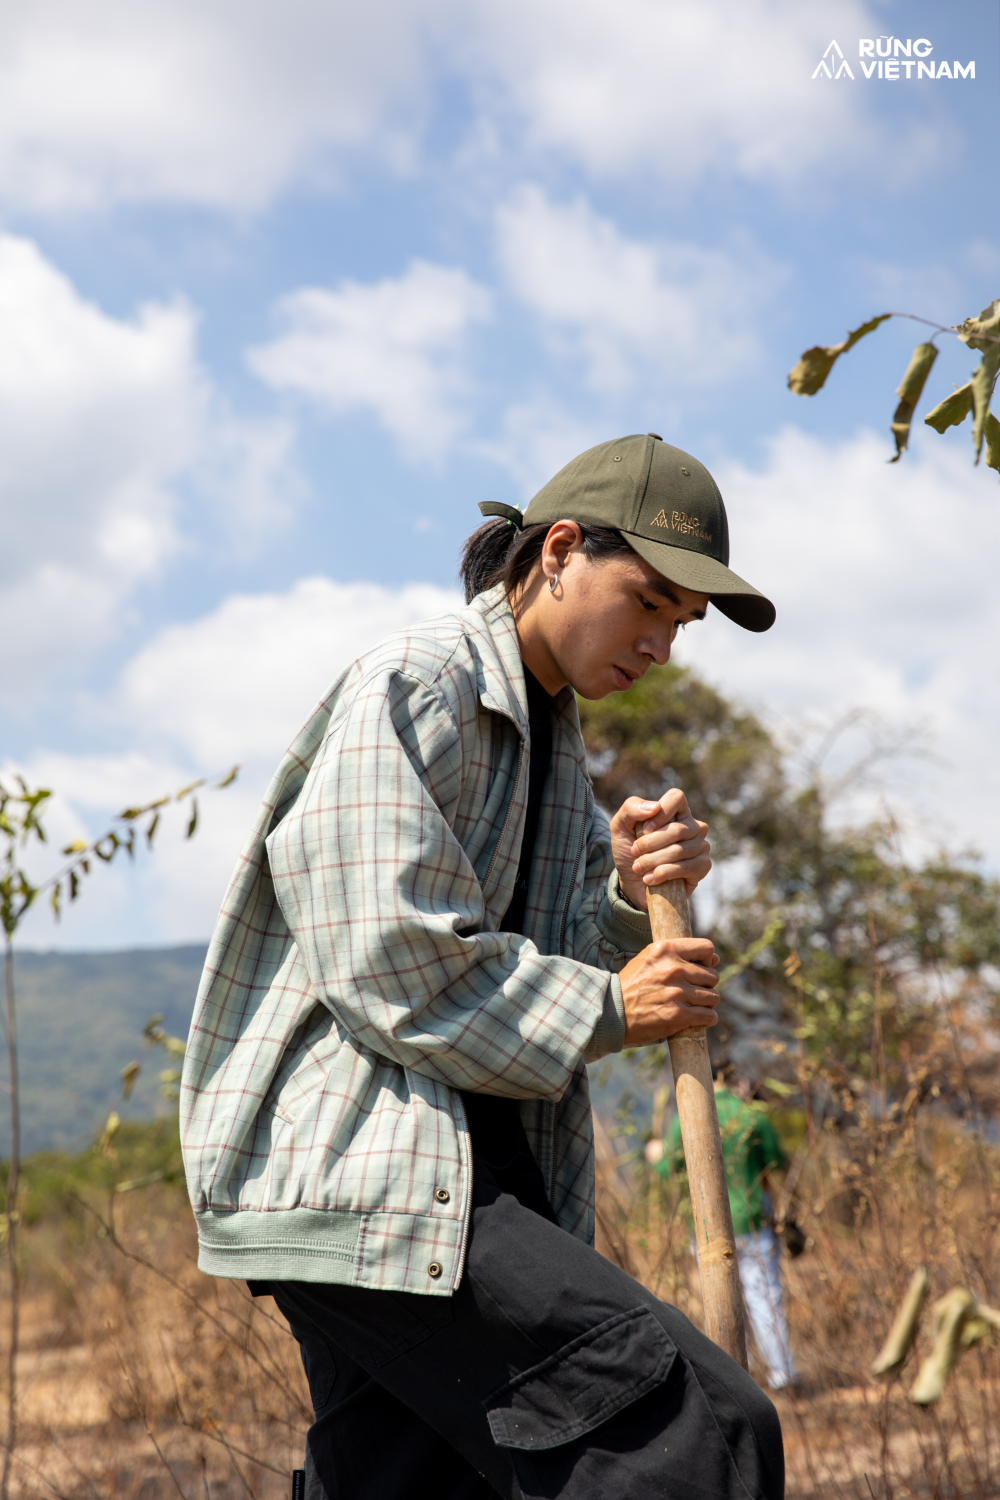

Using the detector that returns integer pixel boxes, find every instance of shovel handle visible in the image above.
[646,872,749,1371]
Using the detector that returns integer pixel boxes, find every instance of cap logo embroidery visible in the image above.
[670,510,713,543]
[649,508,713,543]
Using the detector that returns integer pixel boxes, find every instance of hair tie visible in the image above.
[478,502,524,530]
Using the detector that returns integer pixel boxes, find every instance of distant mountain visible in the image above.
[2,944,662,1162]
[2,946,207,1157]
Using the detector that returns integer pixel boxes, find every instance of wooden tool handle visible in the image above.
[647,875,749,1371]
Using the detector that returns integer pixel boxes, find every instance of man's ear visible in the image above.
[543,519,583,568]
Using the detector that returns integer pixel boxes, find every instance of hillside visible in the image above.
[2,945,206,1156]
[1,944,655,1161]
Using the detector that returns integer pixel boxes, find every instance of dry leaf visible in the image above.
[889,342,939,461]
[788,314,892,396]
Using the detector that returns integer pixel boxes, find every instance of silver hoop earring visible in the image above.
[548,575,557,593]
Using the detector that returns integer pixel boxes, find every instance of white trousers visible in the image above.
[732,1225,798,1389]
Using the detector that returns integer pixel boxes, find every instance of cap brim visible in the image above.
[622,532,775,633]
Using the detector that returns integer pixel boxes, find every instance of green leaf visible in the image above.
[146,811,160,848]
[120,1061,141,1099]
[50,881,61,920]
[69,869,80,901]
[955,298,1000,353]
[97,1111,120,1155]
[971,345,1000,463]
[788,314,892,396]
[924,383,973,433]
[93,833,119,862]
[985,411,1000,474]
[61,838,89,855]
[176,778,204,800]
[186,798,198,839]
[216,765,239,788]
[889,342,939,462]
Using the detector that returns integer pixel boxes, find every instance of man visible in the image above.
[181,434,783,1498]
[649,1074,799,1392]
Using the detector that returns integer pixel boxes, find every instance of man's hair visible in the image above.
[459,519,633,605]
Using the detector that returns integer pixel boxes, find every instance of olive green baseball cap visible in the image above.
[482,433,775,632]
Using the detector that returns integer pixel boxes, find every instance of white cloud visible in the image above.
[0,0,432,211]
[12,575,463,948]
[0,234,196,689]
[249,261,491,462]
[0,0,904,213]
[496,186,777,392]
[5,747,263,951]
[477,395,607,500]
[115,576,464,766]
[14,427,1000,951]
[467,0,902,186]
[671,428,1000,864]
[0,234,299,699]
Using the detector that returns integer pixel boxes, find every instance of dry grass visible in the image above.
[595,1086,1000,1500]
[3,1074,999,1497]
[2,1180,310,1498]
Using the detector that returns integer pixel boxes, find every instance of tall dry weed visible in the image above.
[2,1178,310,1498]
[3,1002,999,1497]
[596,1021,1000,1500]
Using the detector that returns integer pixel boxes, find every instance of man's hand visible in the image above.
[619,937,720,1047]
[609,789,711,912]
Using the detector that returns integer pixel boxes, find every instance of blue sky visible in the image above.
[2,0,997,949]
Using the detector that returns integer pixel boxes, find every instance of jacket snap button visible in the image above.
[434,1188,450,1203]
[427,1262,443,1279]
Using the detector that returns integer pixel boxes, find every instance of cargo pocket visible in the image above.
[484,1306,676,1451]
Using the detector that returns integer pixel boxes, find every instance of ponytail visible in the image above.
[459,519,634,605]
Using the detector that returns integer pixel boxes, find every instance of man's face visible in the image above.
[530,526,709,700]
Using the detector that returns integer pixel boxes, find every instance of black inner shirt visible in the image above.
[459,666,558,1221]
[498,666,553,937]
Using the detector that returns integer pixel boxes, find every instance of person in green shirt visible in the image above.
[648,1075,799,1390]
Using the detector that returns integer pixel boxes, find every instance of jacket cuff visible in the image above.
[583,974,627,1062]
[596,871,653,954]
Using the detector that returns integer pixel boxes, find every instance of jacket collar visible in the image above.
[461,585,577,744]
[462,586,528,735]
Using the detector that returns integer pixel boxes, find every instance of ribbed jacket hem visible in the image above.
[194,1206,464,1295]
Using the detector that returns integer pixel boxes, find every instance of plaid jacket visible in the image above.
[181,586,652,1294]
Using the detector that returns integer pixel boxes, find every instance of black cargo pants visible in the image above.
[253,1158,784,1500]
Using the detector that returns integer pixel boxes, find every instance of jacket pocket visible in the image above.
[484,1306,676,1451]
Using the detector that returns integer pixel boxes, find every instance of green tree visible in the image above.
[578,671,1000,1087]
[578,663,784,865]
[722,778,1000,1080]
